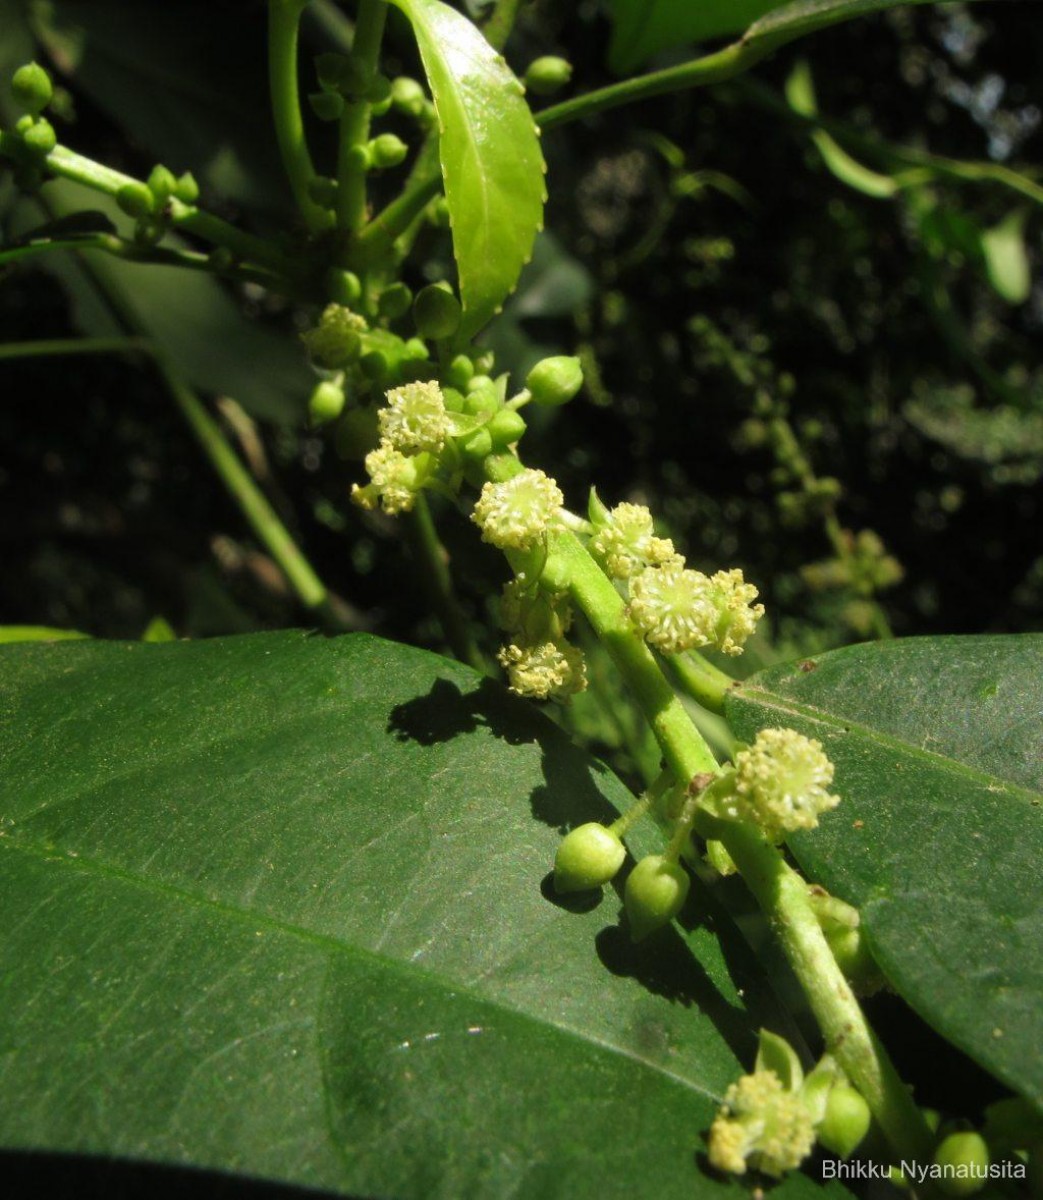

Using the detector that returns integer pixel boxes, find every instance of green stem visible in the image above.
[482,0,524,51]
[669,651,735,715]
[403,494,486,672]
[335,0,388,232]
[537,41,760,130]
[548,525,931,1162]
[350,166,441,266]
[607,770,669,837]
[157,360,329,612]
[0,336,150,361]
[268,0,333,233]
[551,529,719,783]
[701,814,934,1162]
[0,136,296,276]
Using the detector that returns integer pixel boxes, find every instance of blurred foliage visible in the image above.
[1,0,1041,677]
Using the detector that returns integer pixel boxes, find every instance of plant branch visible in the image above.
[668,651,735,716]
[482,0,524,51]
[336,0,388,232]
[0,336,151,362]
[268,0,334,233]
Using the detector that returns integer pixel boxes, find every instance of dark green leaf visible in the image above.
[391,0,546,338]
[606,0,784,73]
[726,636,1043,1111]
[0,632,840,1199]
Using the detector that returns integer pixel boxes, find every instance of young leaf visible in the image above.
[391,0,546,337]
[0,632,842,1200]
[726,635,1043,1111]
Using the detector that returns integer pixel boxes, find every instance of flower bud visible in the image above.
[309,90,345,121]
[174,171,199,204]
[378,282,412,320]
[624,854,690,941]
[326,268,361,306]
[11,62,53,114]
[115,182,155,221]
[413,283,462,340]
[526,355,583,407]
[308,380,346,428]
[147,164,178,204]
[934,1132,990,1197]
[524,56,573,96]
[303,304,366,369]
[368,133,408,169]
[818,1085,871,1158]
[486,408,527,450]
[553,823,626,892]
[391,76,427,116]
[22,118,56,156]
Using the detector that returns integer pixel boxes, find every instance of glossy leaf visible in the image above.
[392,0,546,338]
[726,636,1043,1110]
[0,632,840,1199]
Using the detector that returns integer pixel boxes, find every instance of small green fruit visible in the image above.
[524,56,573,97]
[11,62,52,114]
[460,427,493,462]
[526,356,583,407]
[308,380,346,428]
[818,1085,871,1158]
[369,133,408,169]
[326,269,362,307]
[934,1132,990,1197]
[413,283,462,340]
[174,171,199,204]
[444,354,474,391]
[624,854,690,941]
[147,164,178,204]
[554,823,626,893]
[391,76,426,117]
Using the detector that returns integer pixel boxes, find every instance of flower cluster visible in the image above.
[708,1069,815,1177]
[497,639,586,701]
[590,502,680,579]
[723,727,839,842]
[351,381,450,514]
[627,561,763,656]
[472,469,563,551]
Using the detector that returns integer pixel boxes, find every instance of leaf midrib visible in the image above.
[733,684,1043,806]
[0,835,722,1104]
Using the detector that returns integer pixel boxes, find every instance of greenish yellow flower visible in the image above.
[302,304,366,369]
[378,380,451,454]
[497,639,586,700]
[708,1070,815,1177]
[472,469,563,550]
[706,568,765,655]
[628,562,717,654]
[726,728,840,842]
[351,442,423,515]
[590,502,680,579]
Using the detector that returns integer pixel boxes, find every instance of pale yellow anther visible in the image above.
[351,441,420,515]
[378,380,451,454]
[472,469,563,550]
[707,1070,815,1178]
[497,639,586,701]
[591,502,680,579]
[725,727,840,842]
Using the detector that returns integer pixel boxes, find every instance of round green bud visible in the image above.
[116,181,156,220]
[484,453,526,484]
[315,52,350,91]
[15,113,34,134]
[334,406,379,461]
[466,373,495,394]
[308,380,346,428]
[308,175,339,208]
[391,76,426,116]
[818,1086,871,1159]
[463,384,499,416]
[524,56,573,97]
[11,62,53,114]
[346,143,371,173]
[526,356,583,407]
[360,349,392,384]
[174,171,199,204]
[378,282,413,320]
[934,1132,990,1197]
[459,427,493,462]
[367,73,392,105]
[22,118,56,156]
[369,133,408,169]
[827,925,887,996]
[308,90,344,122]
[442,387,466,414]
[402,337,430,366]
[428,196,451,229]
[624,854,690,941]
[413,283,461,339]
[147,164,178,204]
[326,269,362,306]
[487,408,527,449]
[444,354,474,391]
[554,823,626,893]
